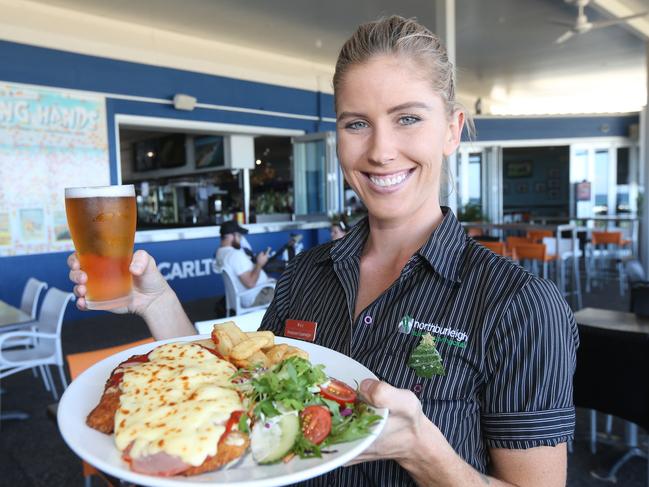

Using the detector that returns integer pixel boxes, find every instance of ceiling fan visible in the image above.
[550,0,647,44]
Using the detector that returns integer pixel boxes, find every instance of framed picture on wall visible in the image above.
[506,161,533,178]
[534,182,546,193]
[548,178,560,189]
[549,189,560,200]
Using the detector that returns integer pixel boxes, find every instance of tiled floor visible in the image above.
[0,276,646,486]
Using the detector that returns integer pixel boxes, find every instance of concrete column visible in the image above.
[435,0,458,212]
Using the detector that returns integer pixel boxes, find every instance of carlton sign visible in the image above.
[158,259,216,281]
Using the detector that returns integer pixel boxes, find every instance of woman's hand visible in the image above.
[348,379,447,467]
[67,249,171,316]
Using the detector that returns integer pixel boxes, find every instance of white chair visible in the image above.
[194,309,266,334]
[0,288,74,400]
[221,266,276,317]
[2,278,49,365]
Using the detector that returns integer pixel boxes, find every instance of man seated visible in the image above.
[215,221,275,308]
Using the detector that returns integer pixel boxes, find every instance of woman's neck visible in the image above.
[364,205,445,262]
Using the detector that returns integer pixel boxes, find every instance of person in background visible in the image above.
[214,220,275,307]
[68,15,577,487]
[330,219,349,240]
[279,233,304,262]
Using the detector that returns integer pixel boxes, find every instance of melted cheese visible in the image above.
[114,342,241,467]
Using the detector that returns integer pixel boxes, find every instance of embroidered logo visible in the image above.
[398,315,468,348]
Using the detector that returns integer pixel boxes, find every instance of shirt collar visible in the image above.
[317,208,467,283]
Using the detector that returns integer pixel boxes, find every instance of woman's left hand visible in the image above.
[346,379,444,466]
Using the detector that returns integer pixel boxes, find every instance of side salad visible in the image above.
[234,356,383,464]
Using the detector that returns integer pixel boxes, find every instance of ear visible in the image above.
[443,110,465,157]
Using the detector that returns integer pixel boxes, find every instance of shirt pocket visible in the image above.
[365,330,474,402]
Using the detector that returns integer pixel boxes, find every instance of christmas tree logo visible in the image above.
[399,315,414,334]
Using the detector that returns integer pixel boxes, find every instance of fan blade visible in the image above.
[590,12,648,29]
[547,18,576,27]
[555,30,575,44]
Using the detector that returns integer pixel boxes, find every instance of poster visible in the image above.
[0,212,9,246]
[0,82,109,255]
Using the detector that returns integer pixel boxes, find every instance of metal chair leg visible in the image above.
[39,365,51,392]
[57,364,68,391]
[43,366,58,400]
[590,409,597,454]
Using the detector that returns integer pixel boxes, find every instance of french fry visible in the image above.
[231,350,270,369]
[212,329,234,358]
[245,331,274,349]
[230,336,268,360]
[215,321,248,346]
[265,344,289,365]
[281,346,309,361]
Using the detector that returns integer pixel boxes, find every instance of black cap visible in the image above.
[220,220,248,237]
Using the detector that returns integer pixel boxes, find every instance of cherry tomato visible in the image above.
[300,405,331,445]
[320,379,357,406]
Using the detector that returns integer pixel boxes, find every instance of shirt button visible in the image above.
[363,315,373,325]
[412,383,423,397]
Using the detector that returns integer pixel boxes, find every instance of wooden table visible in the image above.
[574,307,649,334]
[0,300,32,329]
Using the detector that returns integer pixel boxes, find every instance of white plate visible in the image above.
[58,335,388,487]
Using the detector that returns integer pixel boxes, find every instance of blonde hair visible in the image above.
[334,15,463,120]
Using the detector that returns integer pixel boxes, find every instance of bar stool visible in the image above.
[543,237,583,309]
[511,243,557,279]
[587,231,631,295]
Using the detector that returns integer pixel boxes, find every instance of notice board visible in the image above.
[0,82,109,256]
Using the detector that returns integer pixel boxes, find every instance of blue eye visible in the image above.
[399,115,421,125]
[345,120,368,130]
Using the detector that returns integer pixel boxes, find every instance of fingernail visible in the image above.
[130,263,142,272]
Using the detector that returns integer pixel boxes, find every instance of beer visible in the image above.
[65,185,136,310]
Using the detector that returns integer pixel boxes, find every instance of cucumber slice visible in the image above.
[251,413,300,464]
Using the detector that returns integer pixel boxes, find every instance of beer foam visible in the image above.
[65,185,135,198]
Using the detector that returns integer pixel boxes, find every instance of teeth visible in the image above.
[369,172,408,187]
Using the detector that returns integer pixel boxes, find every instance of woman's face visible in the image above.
[336,55,463,224]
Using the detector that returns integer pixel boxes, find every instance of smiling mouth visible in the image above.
[365,169,415,189]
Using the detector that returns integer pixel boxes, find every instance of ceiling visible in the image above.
[26,0,649,114]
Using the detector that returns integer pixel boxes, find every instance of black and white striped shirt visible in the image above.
[260,209,578,486]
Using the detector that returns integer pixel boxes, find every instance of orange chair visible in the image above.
[480,241,508,257]
[505,236,532,253]
[66,338,154,487]
[511,243,557,279]
[526,229,553,243]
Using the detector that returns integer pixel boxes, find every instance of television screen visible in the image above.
[133,134,186,171]
[194,135,225,169]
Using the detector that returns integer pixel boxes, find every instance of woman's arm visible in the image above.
[351,380,567,487]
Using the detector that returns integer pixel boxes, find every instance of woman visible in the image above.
[69,16,577,487]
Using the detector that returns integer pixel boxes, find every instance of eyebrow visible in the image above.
[337,101,433,121]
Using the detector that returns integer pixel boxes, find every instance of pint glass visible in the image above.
[65,185,137,310]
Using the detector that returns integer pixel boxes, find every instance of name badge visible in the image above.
[284,319,318,342]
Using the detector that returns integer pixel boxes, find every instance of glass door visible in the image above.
[292,132,341,218]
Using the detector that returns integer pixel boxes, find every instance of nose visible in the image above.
[367,123,397,166]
